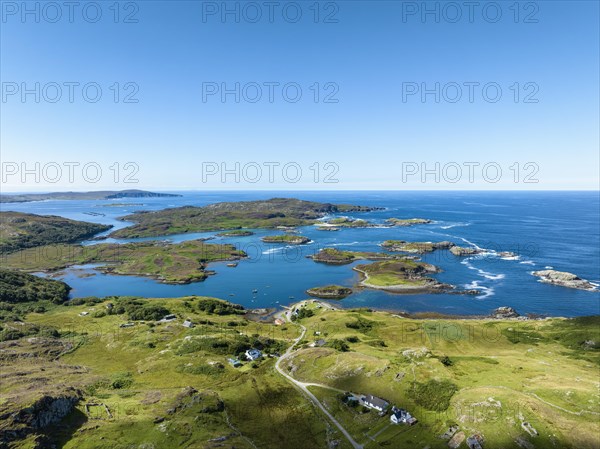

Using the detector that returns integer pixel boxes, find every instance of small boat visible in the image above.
[252,289,258,293]
[229,293,235,296]
[289,296,295,299]
[226,263,238,267]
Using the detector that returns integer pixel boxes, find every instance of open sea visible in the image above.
[4,191,599,317]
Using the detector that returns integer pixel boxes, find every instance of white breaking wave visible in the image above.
[519,260,536,265]
[439,222,471,230]
[464,280,495,298]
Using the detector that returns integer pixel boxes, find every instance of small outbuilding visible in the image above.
[245,348,262,361]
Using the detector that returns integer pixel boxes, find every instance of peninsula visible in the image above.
[0,189,182,203]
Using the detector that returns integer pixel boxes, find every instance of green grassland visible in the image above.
[2,296,356,449]
[285,304,600,448]
[2,240,246,284]
[0,211,111,254]
[109,198,378,238]
[2,294,599,449]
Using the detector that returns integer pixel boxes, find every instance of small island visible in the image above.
[310,248,401,265]
[216,230,254,237]
[450,246,482,256]
[382,240,455,254]
[261,235,311,245]
[323,217,372,228]
[533,270,598,291]
[353,259,451,293]
[306,285,353,299]
[385,218,432,227]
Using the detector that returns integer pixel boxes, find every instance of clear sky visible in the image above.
[1,0,598,191]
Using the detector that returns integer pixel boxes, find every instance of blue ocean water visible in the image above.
[4,191,599,317]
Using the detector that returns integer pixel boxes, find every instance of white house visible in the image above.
[390,407,417,425]
[182,319,194,328]
[245,348,262,361]
[362,395,389,412]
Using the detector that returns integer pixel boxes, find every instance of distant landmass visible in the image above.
[0,189,182,203]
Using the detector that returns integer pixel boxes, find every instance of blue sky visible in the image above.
[1,0,598,191]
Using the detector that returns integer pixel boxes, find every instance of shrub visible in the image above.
[109,372,134,389]
[345,317,376,333]
[410,379,458,411]
[440,355,453,366]
[327,339,349,352]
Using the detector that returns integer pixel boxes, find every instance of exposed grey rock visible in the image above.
[532,270,597,291]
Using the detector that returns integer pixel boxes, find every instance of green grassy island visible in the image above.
[310,248,402,265]
[353,259,451,293]
[306,285,353,299]
[382,240,455,254]
[109,198,380,238]
[261,235,311,245]
[216,230,255,237]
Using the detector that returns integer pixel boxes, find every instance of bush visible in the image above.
[196,298,244,315]
[367,339,387,347]
[410,379,458,411]
[345,336,359,343]
[345,317,376,333]
[291,308,314,321]
[327,339,349,352]
[109,372,134,389]
[440,355,453,366]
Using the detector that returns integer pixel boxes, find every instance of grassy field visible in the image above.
[1,240,246,284]
[2,296,356,449]
[284,303,600,449]
[2,298,598,449]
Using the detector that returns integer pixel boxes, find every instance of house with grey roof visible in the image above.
[362,395,389,412]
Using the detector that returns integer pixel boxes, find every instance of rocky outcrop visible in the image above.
[385,218,432,227]
[450,246,482,257]
[0,389,81,445]
[491,306,520,319]
[532,270,597,291]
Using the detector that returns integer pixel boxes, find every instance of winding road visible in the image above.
[274,320,364,449]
